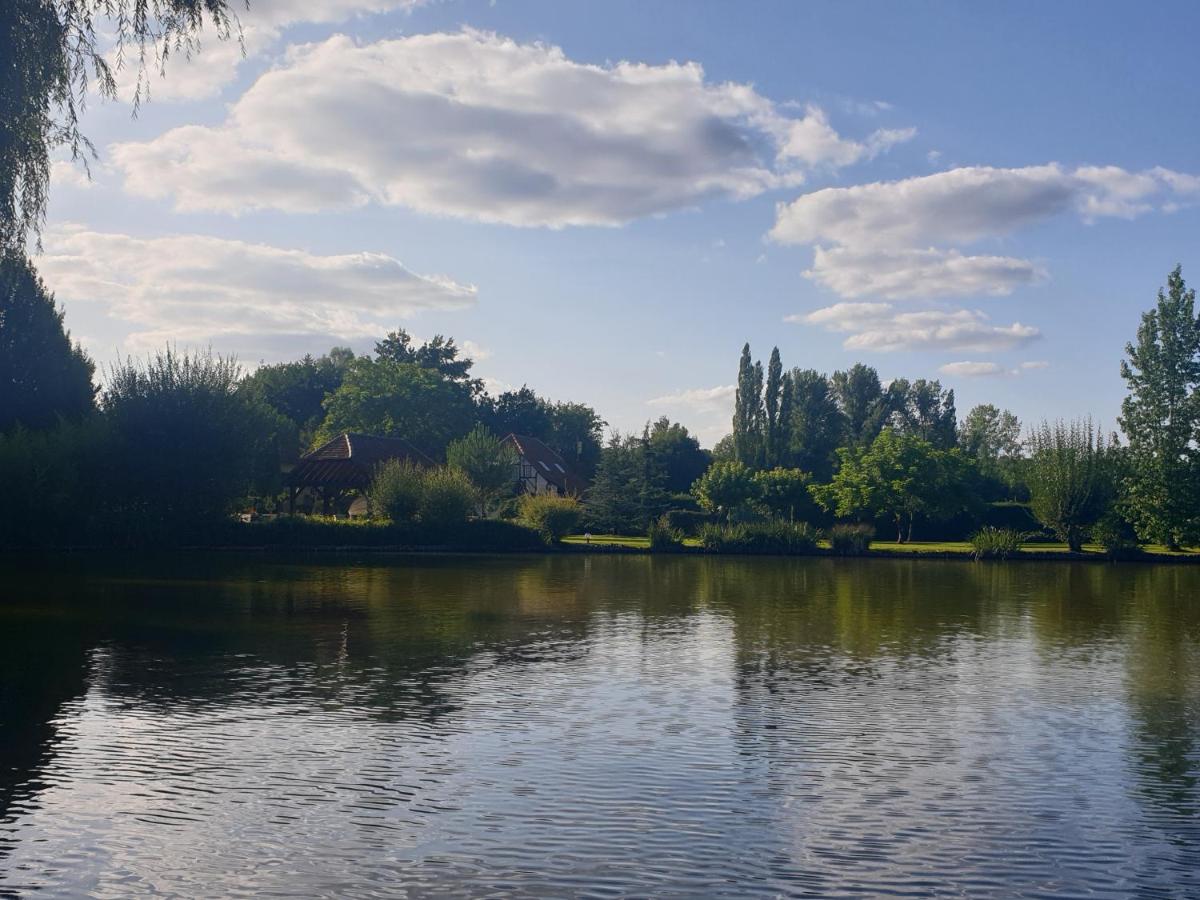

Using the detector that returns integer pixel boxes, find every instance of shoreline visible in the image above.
[4,542,1200,565]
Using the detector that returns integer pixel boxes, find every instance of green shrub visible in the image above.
[648,515,685,551]
[519,492,582,544]
[1092,512,1143,560]
[369,459,425,522]
[697,521,818,555]
[419,466,476,526]
[662,508,716,536]
[969,526,1026,560]
[828,523,874,556]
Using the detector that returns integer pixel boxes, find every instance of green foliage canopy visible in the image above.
[446,424,518,514]
[0,253,95,431]
[1119,265,1200,548]
[811,430,974,542]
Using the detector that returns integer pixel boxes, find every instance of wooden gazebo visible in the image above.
[286,433,434,515]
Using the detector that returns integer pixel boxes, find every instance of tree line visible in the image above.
[2,247,1199,554]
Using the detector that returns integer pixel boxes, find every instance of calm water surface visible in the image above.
[1,554,1198,898]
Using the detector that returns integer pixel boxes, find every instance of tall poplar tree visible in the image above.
[733,343,764,468]
[1119,265,1200,548]
[764,347,783,467]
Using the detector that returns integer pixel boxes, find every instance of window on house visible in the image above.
[539,460,551,471]
[554,463,565,473]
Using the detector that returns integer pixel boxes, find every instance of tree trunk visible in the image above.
[907,515,914,543]
[895,515,904,543]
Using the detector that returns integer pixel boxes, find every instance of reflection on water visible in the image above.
[1,555,1198,897]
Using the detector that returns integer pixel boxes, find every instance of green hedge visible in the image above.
[222,517,544,551]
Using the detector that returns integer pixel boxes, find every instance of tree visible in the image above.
[546,401,604,480]
[692,459,757,519]
[586,432,667,534]
[811,430,973,542]
[764,347,783,466]
[1026,419,1113,552]
[446,425,518,515]
[3,1,240,251]
[961,404,1022,466]
[101,347,287,537]
[240,351,347,447]
[888,378,957,448]
[733,343,764,467]
[486,386,553,438]
[646,417,710,494]
[831,363,887,446]
[0,252,95,431]
[786,368,844,480]
[711,434,737,462]
[752,468,815,523]
[375,328,480,389]
[316,358,477,457]
[1119,265,1200,549]
[960,403,1023,495]
[483,387,604,480]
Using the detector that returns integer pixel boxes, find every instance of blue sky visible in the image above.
[41,0,1200,445]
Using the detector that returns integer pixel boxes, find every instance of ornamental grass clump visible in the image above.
[827,523,874,556]
[647,515,685,552]
[518,493,582,544]
[697,521,818,555]
[969,526,1026,560]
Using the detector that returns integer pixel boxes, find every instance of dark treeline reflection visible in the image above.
[1,555,1198,897]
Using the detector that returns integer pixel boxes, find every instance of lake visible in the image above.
[1,554,1198,898]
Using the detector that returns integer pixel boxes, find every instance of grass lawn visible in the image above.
[562,534,650,548]
[563,535,1200,558]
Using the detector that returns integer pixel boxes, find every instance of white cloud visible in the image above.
[805,246,1045,299]
[109,0,429,102]
[770,162,1198,302]
[460,339,491,361]
[773,104,914,167]
[647,384,736,412]
[938,361,1008,378]
[37,225,475,350]
[938,359,1052,378]
[112,30,913,226]
[50,160,93,190]
[769,163,1197,250]
[794,302,1040,353]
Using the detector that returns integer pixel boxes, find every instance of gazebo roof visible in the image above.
[286,433,434,490]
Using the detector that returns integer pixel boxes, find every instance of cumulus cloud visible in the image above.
[793,302,1040,353]
[771,164,1196,250]
[37,225,475,350]
[112,30,913,226]
[647,385,736,412]
[771,163,1199,302]
[110,0,429,102]
[772,104,914,167]
[805,246,1045,299]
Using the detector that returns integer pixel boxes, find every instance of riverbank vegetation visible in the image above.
[2,250,1200,559]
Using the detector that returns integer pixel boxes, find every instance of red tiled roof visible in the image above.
[286,433,434,489]
[501,433,588,495]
